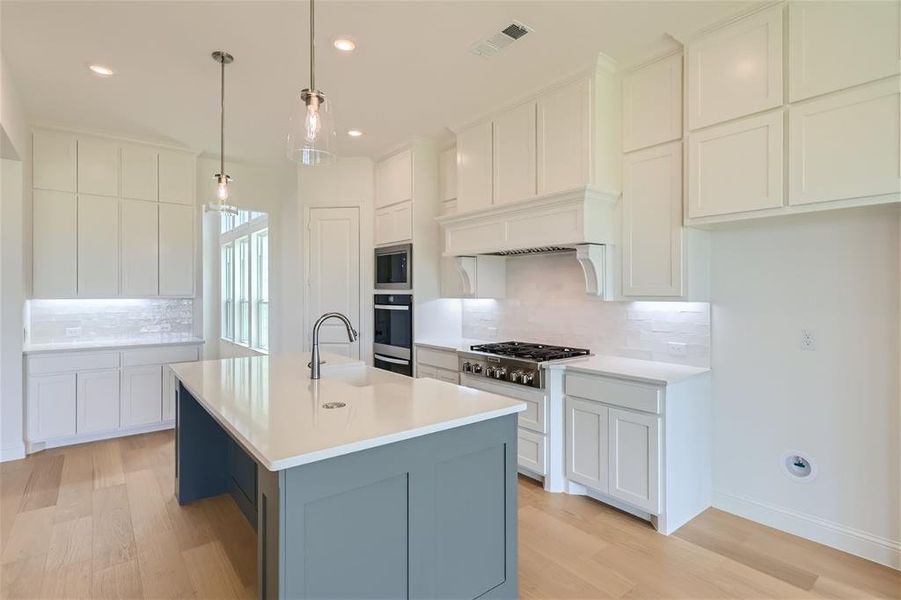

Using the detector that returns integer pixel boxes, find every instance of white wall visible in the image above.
[709,204,900,568]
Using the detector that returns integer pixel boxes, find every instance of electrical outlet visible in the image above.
[800,329,815,351]
[668,342,687,356]
[65,327,82,337]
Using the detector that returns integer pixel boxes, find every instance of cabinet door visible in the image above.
[439,146,457,201]
[374,200,412,245]
[77,195,120,297]
[121,365,163,427]
[687,6,783,129]
[121,199,159,296]
[607,408,660,514]
[162,366,176,421]
[76,369,120,434]
[538,78,592,194]
[158,151,194,205]
[687,109,784,218]
[789,1,900,102]
[33,190,77,298]
[159,203,194,296]
[456,121,493,213]
[623,54,682,152]
[518,429,546,475]
[376,149,413,208]
[28,373,76,441]
[565,396,608,492]
[789,79,900,206]
[121,144,159,201]
[33,130,76,192]
[623,142,683,297]
[77,137,118,197]
[493,101,537,205]
[374,206,392,246]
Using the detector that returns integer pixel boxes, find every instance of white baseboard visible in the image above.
[714,489,901,570]
[1,443,26,462]
[26,421,175,454]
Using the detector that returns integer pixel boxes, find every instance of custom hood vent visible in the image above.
[470,21,532,58]
[489,246,570,256]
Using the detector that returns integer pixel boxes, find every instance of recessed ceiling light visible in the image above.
[347,130,363,137]
[333,38,356,52]
[88,64,115,77]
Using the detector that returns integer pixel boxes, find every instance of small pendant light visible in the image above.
[286,0,336,166]
[206,50,238,214]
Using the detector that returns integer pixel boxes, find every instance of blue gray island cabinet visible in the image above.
[169,352,526,600]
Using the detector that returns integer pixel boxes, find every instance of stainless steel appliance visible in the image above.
[374,244,412,290]
[458,341,590,389]
[373,294,413,376]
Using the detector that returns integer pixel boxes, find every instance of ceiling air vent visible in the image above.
[470,20,533,58]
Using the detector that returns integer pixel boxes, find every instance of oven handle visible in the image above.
[374,354,410,366]
[374,304,410,311]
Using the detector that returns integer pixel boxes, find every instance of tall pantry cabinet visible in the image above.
[31,128,198,298]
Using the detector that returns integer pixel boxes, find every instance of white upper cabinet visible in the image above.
[158,203,194,296]
[121,199,160,296]
[456,121,494,213]
[789,1,901,102]
[77,137,119,197]
[623,54,683,152]
[623,142,683,297]
[789,78,900,206]
[687,6,784,129]
[439,146,457,202]
[33,190,77,298]
[442,255,506,299]
[374,200,413,246]
[33,130,76,192]
[687,109,784,218]
[492,101,537,205]
[121,144,159,201]
[538,78,592,194]
[77,195,120,297]
[375,149,413,208]
[158,150,195,205]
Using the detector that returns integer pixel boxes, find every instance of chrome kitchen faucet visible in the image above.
[310,312,358,379]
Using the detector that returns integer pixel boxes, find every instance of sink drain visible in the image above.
[322,402,346,409]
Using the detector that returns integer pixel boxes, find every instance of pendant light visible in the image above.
[206,50,238,214]
[286,0,336,166]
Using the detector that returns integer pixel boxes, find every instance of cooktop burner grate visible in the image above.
[470,341,590,362]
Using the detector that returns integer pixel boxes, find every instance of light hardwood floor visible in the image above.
[1,431,898,599]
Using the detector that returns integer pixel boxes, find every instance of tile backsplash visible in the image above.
[27,299,195,344]
[461,253,710,367]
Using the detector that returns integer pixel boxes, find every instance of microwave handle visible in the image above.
[374,354,410,366]
[374,304,410,311]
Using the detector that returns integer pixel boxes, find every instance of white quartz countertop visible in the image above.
[169,352,526,472]
[414,338,491,352]
[23,336,206,355]
[548,355,710,385]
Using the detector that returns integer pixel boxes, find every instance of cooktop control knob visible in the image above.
[521,370,535,385]
[471,363,482,374]
[485,366,497,378]
[462,361,472,372]
[509,370,523,383]
[493,367,507,380]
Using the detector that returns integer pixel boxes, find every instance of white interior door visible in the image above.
[306,207,361,359]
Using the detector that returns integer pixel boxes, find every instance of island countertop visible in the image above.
[169,351,526,471]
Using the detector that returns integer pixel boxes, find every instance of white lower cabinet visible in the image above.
[415,345,460,384]
[517,429,546,475]
[162,367,177,421]
[607,407,660,513]
[565,396,609,492]
[27,373,77,441]
[121,365,164,427]
[76,369,120,434]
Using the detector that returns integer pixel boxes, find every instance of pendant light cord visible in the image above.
[309,0,315,91]
[220,55,225,180]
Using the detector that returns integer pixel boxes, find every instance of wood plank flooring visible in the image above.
[1,431,898,599]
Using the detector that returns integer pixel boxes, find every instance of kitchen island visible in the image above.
[169,352,525,600]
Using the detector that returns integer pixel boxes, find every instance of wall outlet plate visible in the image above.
[668,342,687,356]
[800,329,815,351]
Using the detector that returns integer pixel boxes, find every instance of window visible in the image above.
[220,211,269,352]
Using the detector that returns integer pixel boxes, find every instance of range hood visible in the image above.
[436,185,619,299]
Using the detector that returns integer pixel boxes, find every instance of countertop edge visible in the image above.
[23,338,206,355]
[547,362,711,386]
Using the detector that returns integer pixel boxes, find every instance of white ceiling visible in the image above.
[2,1,757,165]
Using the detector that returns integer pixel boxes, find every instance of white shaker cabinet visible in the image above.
[687,6,784,129]
[537,78,592,194]
[789,1,900,102]
[77,195,120,297]
[442,255,506,299]
[32,130,76,192]
[623,54,682,152]
[32,190,77,298]
[687,110,784,218]
[374,200,413,246]
[492,101,537,205]
[565,396,609,492]
[607,407,660,513]
[121,199,159,296]
[375,149,413,209]
[76,369,120,434]
[456,121,493,213]
[27,373,77,441]
[438,146,457,202]
[159,202,195,296]
[163,367,177,422]
[789,78,901,206]
[623,142,683,297]
[158,150,195,205]
[121,144,159,201]
[121,365,163,427]
[77,137,119,197]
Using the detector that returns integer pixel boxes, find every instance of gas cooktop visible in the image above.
[469,341,591,362]
[459,342,591,389]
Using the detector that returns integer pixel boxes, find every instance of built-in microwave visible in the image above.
[375,244,412,290]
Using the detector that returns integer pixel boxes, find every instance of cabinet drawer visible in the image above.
[28,351,120,375]
[416,347,458,371]
[417,364,460,385]
[565,373,661,414]
[517,428,546,475]
[121,345,200,367]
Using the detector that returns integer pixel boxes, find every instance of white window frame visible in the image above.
[220,211,269,353]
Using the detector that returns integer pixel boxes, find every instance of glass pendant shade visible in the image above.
[207,173,237,215]
[287,88,336,166]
